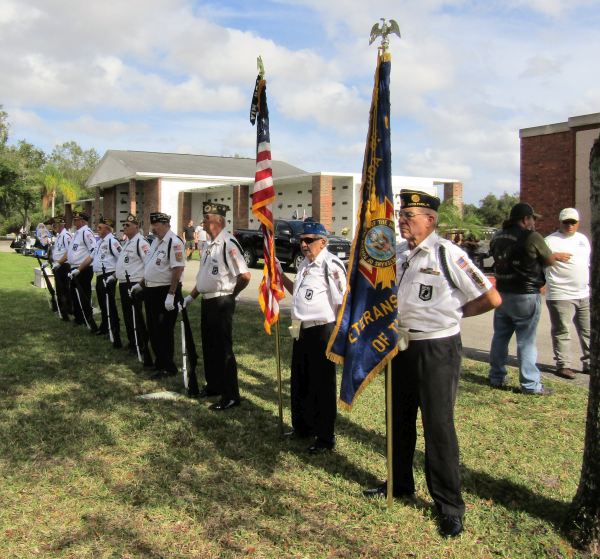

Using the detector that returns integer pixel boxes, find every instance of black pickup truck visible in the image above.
[234,219,351,270]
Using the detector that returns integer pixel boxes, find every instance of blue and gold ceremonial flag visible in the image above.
[327,51,398,410]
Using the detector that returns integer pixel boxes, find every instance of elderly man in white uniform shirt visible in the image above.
[92,216,122,348]
[50,215,73,320]
[132,212,185,379]
[115,213,152,366]
[544,207,591,379]
[67,211,98,332]
[362,190,501,538]
[183,203,250,411]
[280,221,346,454]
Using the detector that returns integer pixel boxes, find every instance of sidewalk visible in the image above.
[184,261,590,389]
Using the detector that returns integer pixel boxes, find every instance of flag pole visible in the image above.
[370,17,401,513]
[275,319,284,434]
[386,361,394,510]
[250,56,286,433]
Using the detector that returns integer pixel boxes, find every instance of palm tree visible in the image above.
[436,201,484,239]
[39,164,79,217]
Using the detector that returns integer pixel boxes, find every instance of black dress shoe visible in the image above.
[362,482,414,499]
[282,430,311,440]
[198,386,220,398]
[438,514,463,538]
[308,439,334,454]
[210,399,240,411]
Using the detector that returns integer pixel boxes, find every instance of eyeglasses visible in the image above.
[397,210,428,220]
[300,237,321,245]
[562,220,577,225]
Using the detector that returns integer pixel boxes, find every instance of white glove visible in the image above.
[40,263,48,270]
[105,274,117,285]
[165,293,175,311]
[129,283,143,298]
[68,268,80,279]
[182,294,194,308]
[52,262,61,271]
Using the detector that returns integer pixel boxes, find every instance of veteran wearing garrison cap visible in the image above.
[115,213,152,365]
[279,221,346,453]
[92,216,123,348]
[363,190,501,538]
[183,203,250,410]
[49,214,73,320]
[67,211,98,332]
[131,212,186,379]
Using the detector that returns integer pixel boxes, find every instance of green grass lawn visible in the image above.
[0,252,590,558]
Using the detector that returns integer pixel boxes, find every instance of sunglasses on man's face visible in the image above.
[562,220,577,225]
[300,237,321,245]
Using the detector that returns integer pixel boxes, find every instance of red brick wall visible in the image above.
[101,187,117,224]
[312,175,333,230]
[180,192,192,236]
[443,182,463,214]
[233,184,250,231]
[521,131,575,236]
[143,179,161,235]
[128,179,137,216]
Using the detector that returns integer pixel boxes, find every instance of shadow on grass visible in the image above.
[0,274,574,551]
[462,346,555,373]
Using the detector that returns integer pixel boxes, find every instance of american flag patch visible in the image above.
[456,256,468,269]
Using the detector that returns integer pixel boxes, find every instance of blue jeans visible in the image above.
[489,292,543,393]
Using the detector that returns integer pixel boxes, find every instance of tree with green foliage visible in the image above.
[1,141,47,229]
[49,141,100,189]
[39,163,80,217]
[0,105,9,147]
[436,200,484,239]
[476,192,519,227]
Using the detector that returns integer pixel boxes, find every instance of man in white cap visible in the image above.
[544,208,591,379]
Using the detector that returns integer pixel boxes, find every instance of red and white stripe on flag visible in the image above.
[251,79,285,334]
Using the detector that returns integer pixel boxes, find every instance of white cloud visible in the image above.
[1,0,599,204]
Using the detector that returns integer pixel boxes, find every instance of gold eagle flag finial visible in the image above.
[369,18,401,51]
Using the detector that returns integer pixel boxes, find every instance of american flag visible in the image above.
[250,75,285,334]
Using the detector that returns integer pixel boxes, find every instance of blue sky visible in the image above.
[1,0,599,203]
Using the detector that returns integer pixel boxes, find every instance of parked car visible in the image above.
[234,219,351,270]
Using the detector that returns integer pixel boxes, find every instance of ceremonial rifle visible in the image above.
[101,263,114,343]
[36,255,60,316]
[124,270,143,363]
[178,299,200,398]
[70,269,92,330]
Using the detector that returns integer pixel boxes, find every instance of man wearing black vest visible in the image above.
[489,202,568,395]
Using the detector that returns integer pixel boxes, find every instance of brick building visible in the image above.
[520,112,600,237]
[81,150,462,237]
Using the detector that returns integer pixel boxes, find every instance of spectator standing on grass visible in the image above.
[183,219,196,260]
[363,190,501,538]
[279,221,346,454]
[488,202,570,395]
[182,203,250,411]
[195,221,207,249]
[544,208,591,379]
